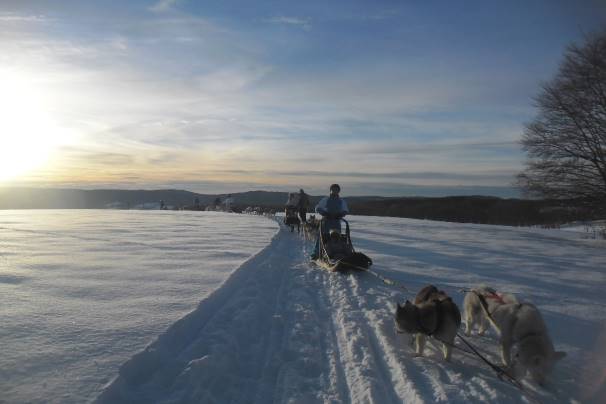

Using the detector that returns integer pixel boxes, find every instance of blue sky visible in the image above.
[0,0,604,196]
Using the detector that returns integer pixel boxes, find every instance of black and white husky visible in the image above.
[395,285,461,361]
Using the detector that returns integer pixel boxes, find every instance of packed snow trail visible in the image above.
[97,216,606,403]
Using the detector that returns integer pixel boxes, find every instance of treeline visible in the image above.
[346,196,592,226]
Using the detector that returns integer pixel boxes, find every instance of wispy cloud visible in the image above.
[149,0,180,13]
[0,12,49,23]
[342,141,519,156]
[265,16,311,30]
[205,168,518,184]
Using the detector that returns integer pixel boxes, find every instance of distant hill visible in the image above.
[0,187,592,226]
[0,188,209,209]
[0,188,388,210]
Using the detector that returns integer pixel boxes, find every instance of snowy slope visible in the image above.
[98,216,606,404]
[0,210,278,404]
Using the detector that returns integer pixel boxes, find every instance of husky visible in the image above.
[303,215,319,240]
[395,285,461,361]
[479,299,566,385]
[463,285,518,336]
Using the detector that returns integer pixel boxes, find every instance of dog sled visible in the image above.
[314,218,372,272]
[284,206,301,233]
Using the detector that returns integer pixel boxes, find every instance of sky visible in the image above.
[0,0,605,197]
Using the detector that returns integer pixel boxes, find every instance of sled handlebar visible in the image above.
[319,217,351,241]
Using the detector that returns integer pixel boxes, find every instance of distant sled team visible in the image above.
[396,284,566,387]
[283,189,311,233]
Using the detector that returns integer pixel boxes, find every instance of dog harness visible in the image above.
[475,292,497,320]
[485,292,506,305]
[416,299,443,336]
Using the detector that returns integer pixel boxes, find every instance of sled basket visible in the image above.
[316,219,372,272]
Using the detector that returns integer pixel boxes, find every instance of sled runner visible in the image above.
[315,218,372,272]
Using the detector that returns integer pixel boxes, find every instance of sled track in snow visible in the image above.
[304,267,351,403]
[323,271,407,403]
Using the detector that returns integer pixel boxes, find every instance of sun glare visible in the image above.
[0,70,68,182]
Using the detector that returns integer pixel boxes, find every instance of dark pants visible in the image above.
[299,208,307,223]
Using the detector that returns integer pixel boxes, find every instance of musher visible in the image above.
[311,184,349,260]
[297,188,310,223]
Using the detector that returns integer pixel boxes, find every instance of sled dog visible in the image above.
[303,216,319,240]
[463,285,518,336]
[395,285,461,361]
[479,299,566,385]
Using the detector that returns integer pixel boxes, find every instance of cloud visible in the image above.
[201,168,518,186]
[56,147,135,165]
[149,0,180,13]
[265,16,311,30]
[275,170,517,182]
[342,141,519,156]
[0,12,49,23]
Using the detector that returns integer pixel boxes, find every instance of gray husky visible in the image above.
[463,285,518,336]
[478,298,566,385]
[395,285,461,361]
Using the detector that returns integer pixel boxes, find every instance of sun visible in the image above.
[0,70,67,183]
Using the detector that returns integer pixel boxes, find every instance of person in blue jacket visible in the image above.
[311,183,349,260]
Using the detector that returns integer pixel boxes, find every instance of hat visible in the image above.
[329,183,341,192]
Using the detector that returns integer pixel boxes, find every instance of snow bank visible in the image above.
[0,210,277,403]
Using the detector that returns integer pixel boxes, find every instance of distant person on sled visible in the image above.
[311,184,349,260]
[297,189,310,223]
[284,192,301,230]
[285,192,300,218]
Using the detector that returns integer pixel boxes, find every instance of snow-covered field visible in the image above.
[96,214,606,404]
[2,211,605,403]
[0,210,278,403]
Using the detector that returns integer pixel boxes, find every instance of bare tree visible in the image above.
[518,30,606,212]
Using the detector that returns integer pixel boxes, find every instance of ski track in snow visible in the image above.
[97,216,606,404]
